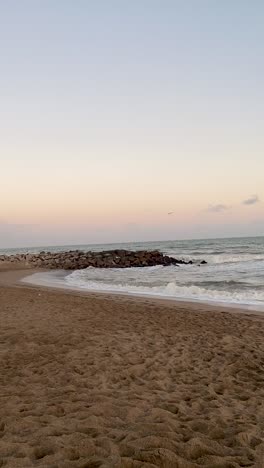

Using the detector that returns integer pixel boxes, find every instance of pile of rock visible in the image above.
[0,249,206,270]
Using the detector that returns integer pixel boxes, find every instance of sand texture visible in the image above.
[0,275,264,467]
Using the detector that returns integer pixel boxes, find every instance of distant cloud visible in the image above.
[242,194,260,205]
[207,204,230,213]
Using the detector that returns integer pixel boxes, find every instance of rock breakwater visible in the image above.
[0,249,206,270]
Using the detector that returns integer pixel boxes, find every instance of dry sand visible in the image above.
[0,265,264,467]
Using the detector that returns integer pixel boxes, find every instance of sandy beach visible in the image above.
[0,265,264,467]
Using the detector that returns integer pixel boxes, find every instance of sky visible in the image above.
[1,0,264,248]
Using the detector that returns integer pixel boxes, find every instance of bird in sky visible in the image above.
[168,211,174,215]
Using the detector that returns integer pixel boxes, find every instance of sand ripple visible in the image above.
[0,286,264,467]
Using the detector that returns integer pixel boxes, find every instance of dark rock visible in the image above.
[2,249,205,270]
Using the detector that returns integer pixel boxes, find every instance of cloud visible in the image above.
[242,194,260,205]
[207,204,230,213]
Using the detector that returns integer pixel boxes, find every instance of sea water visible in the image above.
[2,236,264,309]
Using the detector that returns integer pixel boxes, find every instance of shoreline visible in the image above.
[1,263,264,466]
[1,264,263,319]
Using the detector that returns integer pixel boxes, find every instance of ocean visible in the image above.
[2,236,264,310]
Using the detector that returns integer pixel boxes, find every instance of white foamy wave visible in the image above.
[168,253,264,265]
[15,236,264,311]
[207,254,264,264]
[65,270,264,306]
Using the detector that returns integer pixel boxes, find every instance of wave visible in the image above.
[209,254,264,264]
[166,253,264,265]
[65,271,264,306]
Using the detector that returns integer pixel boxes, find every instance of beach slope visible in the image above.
[0,266,264,467]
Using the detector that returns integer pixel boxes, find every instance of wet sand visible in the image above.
[0,265,264,467]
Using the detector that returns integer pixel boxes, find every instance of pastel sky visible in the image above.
[1,1,264,247]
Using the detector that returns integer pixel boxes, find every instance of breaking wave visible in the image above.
[65,264,264,307]
[16,236,264,310]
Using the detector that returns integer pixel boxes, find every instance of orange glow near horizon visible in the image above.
[1,1,264,247]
